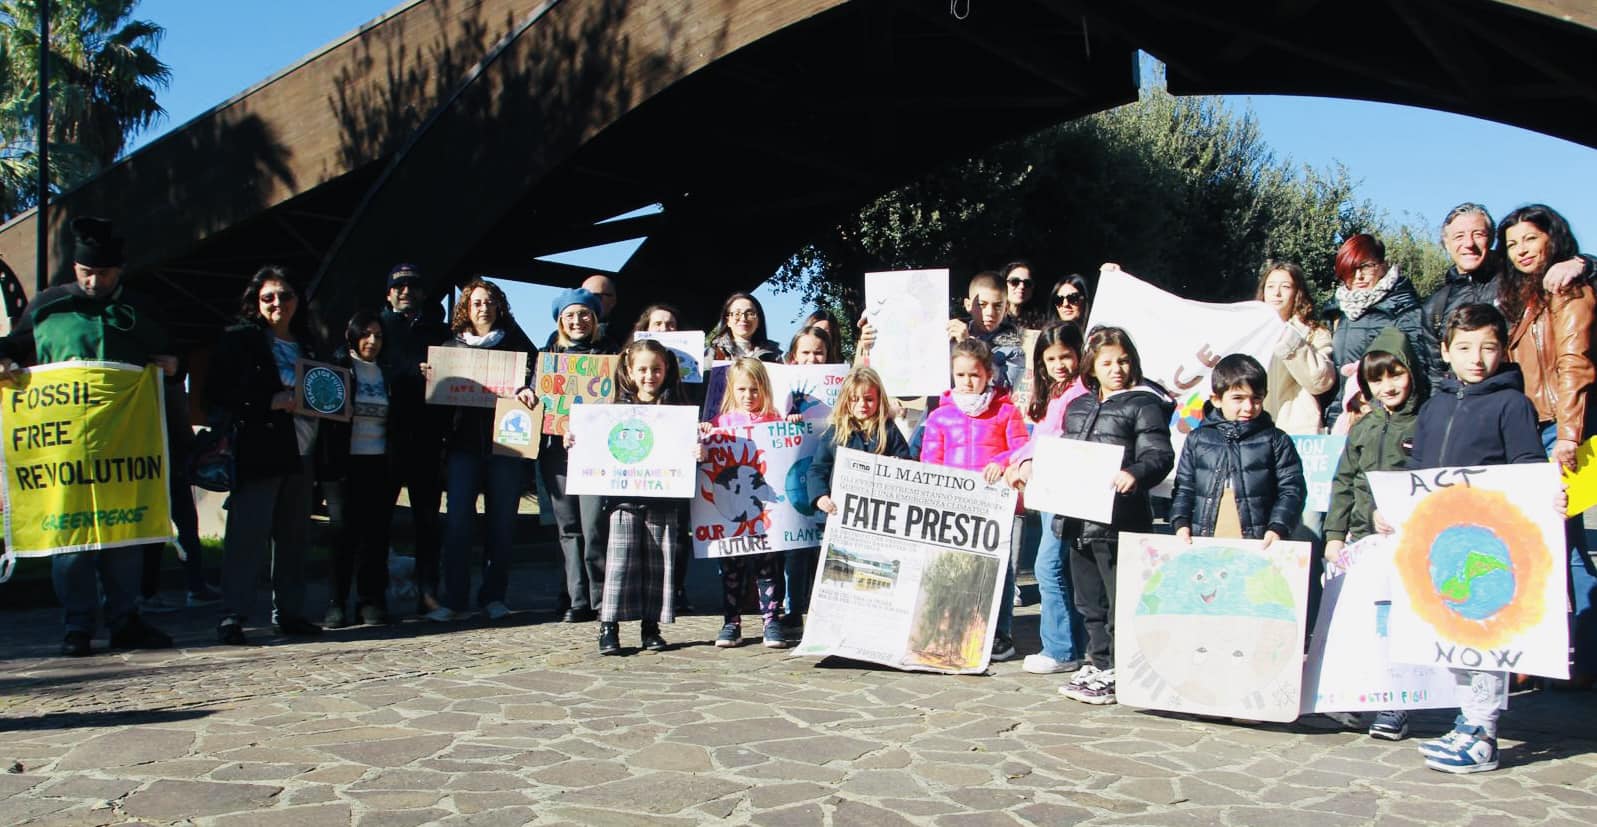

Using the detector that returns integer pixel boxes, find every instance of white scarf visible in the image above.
[1335,266,1400,322]
[458,328,505,348]
[952,388,994,416]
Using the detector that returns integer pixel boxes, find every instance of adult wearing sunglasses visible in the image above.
[1003,261,1049,328]
[1049,274,1091,327]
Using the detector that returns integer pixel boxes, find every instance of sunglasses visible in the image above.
[1007,277,1032,287]
[1054,292,1083,307]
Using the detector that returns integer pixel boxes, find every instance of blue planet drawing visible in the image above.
[1427,525,1515,621]
[786,456,815,517]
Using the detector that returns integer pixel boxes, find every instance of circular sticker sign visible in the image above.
[302,366,348,415]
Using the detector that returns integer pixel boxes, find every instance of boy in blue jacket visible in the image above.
[1171,354,1306,544]
[1396,304,1547,774]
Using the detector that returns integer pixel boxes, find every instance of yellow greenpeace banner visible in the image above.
[1,362,174,556]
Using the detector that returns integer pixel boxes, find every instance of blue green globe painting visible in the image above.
[1136,546,1295,621]
[1427,525,1514,621]
[607,418,654,464]
[786,456,815,517]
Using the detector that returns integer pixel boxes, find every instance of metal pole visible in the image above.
[35,0,50,292]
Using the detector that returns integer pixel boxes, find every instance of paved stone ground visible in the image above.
[2,555,1595,826]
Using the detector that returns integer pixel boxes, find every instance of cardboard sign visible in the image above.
[293,359,353,422]
[424,346,530,408]
[533,352,620,435]
[491,398,541,459]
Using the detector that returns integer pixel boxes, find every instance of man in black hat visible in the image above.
[379,264,452,613]
[0,217,176,656]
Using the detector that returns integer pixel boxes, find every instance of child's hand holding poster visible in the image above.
[1367,463,1569,679]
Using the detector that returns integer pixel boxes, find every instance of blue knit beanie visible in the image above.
[551,287,602,321]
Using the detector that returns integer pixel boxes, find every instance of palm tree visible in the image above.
[0,0,170,219]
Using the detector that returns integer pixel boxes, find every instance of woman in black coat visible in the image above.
[208,266,325,645]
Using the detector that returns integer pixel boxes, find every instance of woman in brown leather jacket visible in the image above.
[1499,203,1597,686]
[1499,204,1595,469]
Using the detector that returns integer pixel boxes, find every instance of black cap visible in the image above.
[387,263,422,289]
[71,217,124,267]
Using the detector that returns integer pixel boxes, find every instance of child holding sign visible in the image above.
[1046,327,1175,705]
[575,340,694,655]
[920,339,1030,661]
[703,358,799,649]
[1322,327,1428,741]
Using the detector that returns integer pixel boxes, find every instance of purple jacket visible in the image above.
[920,389,1029,472]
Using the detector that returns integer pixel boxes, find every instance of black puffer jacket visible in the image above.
[1327,277,1438,426]
[1056,383,1176,542]
[1168,405,1305,540]
[207,324,323,482]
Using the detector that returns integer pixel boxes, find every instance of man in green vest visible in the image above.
[0,217,176,656]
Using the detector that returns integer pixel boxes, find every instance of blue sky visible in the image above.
[130,1,1597,345]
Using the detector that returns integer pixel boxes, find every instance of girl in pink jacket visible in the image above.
[920,339,1029,662]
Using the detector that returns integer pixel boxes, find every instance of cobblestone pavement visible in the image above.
[2,558,1594,826]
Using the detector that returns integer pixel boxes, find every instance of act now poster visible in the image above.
[1368,464,1569,679]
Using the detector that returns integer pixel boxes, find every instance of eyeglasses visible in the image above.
[1354,262,1384,274]
[260,291,296,304]
[727,310,759,320]
[1054,292,1083,307]
[1007,277,1033,287]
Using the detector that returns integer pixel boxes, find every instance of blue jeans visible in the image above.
[443,451,528,612]
[1542,423,1597,676]
[54,547,144,635]
[784,546,820,616]
[1033,512,1083,660]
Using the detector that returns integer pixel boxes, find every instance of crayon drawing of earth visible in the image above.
[1134,546,1299,706]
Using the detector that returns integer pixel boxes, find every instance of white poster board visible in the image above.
[564,405,699,498]
[635,330,709,384]
[1116,532,1313,722]
[864,269,951,397]
[1023,437,1123,524]
[1302,535,1500,713]
[795,449,1015,674]
[1368,464,1569,679]
[1087,268,1284,493]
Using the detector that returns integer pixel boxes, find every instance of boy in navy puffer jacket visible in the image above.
[1170,354,1306,544]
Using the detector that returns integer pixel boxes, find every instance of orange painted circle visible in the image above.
[1393,485,1550,649]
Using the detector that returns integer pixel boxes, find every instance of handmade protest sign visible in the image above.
[692,417,826,557]
[293,359,353,421]
[698,362,850,424]
[1011,329,1043,420]
[1088,268,1284,493]
[1116,532,1312,721]
[1561,434,1597,517]
[794,449,1015,674]
[1302,535,1501,714]
[491,398,541,459]
[533,352,619,435]
[863,269,951,397]
[1,362,174,556]
[565,404,698,498]
[1023,437,1123,524]
[634,330,709,383]
[1291,434,1346,513]
[425,346,530,408]
[1368,463,1568,679]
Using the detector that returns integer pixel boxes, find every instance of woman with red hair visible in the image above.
[1324,233,1438,428]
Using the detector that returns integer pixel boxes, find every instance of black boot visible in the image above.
[641,621,668,651]
[598,622,621,655]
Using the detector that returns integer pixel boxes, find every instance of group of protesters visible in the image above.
[2,199,1593,776]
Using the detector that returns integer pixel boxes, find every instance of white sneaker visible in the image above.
[1023,653,1083,674]
[425,606,457,623]
[484,601,510,621]
[1059,663,1100,694]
